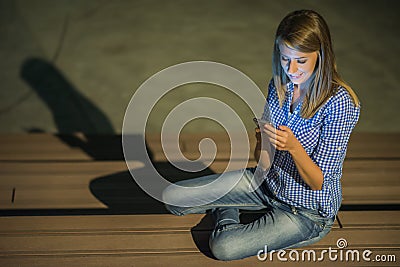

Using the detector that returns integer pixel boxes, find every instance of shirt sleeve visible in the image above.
[311,91,360,185]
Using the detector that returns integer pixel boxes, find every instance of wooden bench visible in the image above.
[0,133,399,266]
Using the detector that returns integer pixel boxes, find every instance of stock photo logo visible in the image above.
[257,238,397,263]
[122,61,273,207]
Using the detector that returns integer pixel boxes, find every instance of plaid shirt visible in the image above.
[262,80,360,218]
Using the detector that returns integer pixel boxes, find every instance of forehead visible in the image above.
[278,43,314,58]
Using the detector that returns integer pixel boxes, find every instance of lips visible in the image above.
[289,73,303,80]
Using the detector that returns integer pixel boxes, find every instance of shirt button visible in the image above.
[274,191,278,195]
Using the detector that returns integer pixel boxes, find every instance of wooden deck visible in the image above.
[0,133,399,266]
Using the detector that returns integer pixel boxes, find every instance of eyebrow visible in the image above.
[280,54,308,60]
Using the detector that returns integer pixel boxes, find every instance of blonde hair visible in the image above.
[272,10,360,118]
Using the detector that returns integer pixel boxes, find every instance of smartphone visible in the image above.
[253,118,270,128]
[253,117,260,128]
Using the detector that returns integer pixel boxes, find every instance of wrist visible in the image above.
[288,140,302,156]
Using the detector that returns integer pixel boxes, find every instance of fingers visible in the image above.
[264,123,275,132]
[262,124,291,150]
[278,125,293,134]
[263,124,288,139]
[261,124,280,149]
[268,137,283,149]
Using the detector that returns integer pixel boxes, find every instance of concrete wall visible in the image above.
[0,0,399,134]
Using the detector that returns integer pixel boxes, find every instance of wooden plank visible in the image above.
[340,160,400,204]
[0,251,399,267]
[2,132,398,162]
[0,160,214,211]
[0,228,398,255]
[202,160,400,204]
[336,211,400,228]
[0,212,393,234]
[0,213,398,266]
[0,211,397,233]
[179,132,400,159]
[0,134,91,161]
[2,160,395,182]
[0,134,124,161]
[0,161,129,175]
[342,160,400,186]
[0,214,204,232]
[209,158,400,181]
[0,233,198,253]
[342,186,400,204]
[209,160,257,173]
[152,132,400,161]
[0,159,399,209]
[347,132,400,158]
[150,132,255,161]
[179,132,254,153]
[2,160,397,183]
[0,161,136,209]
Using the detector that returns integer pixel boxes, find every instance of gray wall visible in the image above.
[0,0,399,134]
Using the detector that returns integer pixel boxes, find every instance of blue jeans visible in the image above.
[162,168,335,261]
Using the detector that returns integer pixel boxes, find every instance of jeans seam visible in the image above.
[182,204,264,215]
[216,224,243,233]
[299,214,333,240]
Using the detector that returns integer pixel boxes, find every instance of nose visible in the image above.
[287,60,298,74]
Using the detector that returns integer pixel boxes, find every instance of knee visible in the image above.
[164,203,184,216]
[209,231,239,261]
[162,185,185,216]
[162,184,174,205]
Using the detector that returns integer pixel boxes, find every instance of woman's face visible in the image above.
[279,43,318,86]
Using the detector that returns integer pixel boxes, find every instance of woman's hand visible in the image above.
[264,124,300,153]
[264,123,323,190]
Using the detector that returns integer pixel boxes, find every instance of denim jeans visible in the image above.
[162,168,335,261]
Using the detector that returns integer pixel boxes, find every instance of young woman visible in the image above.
[163,9,360,261]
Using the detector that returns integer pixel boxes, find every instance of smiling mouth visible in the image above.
[289,73,303,79]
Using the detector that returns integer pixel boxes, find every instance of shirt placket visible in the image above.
[275,83,294,198]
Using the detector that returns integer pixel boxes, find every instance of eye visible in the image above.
[297,59,307,64]
[281,56,289,62]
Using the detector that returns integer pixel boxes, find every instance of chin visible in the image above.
[289,76,310,86]
[290,79,303,85]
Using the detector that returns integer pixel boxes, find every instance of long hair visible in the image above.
[272,10,360,118]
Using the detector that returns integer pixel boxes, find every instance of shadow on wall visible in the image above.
[21,58,114,134]
[21,57,123,160]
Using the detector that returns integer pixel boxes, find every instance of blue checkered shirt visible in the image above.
[261,80,360,218]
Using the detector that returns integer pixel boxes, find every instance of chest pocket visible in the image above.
[289,113,321,154]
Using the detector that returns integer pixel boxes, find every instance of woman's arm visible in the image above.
[264,124,323,190]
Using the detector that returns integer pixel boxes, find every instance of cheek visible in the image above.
[280,60,286,70]
[307,57,318,73]
[302,62,316,74]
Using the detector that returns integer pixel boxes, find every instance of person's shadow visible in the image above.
[20,57,219,255]
[21,57,123,160]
